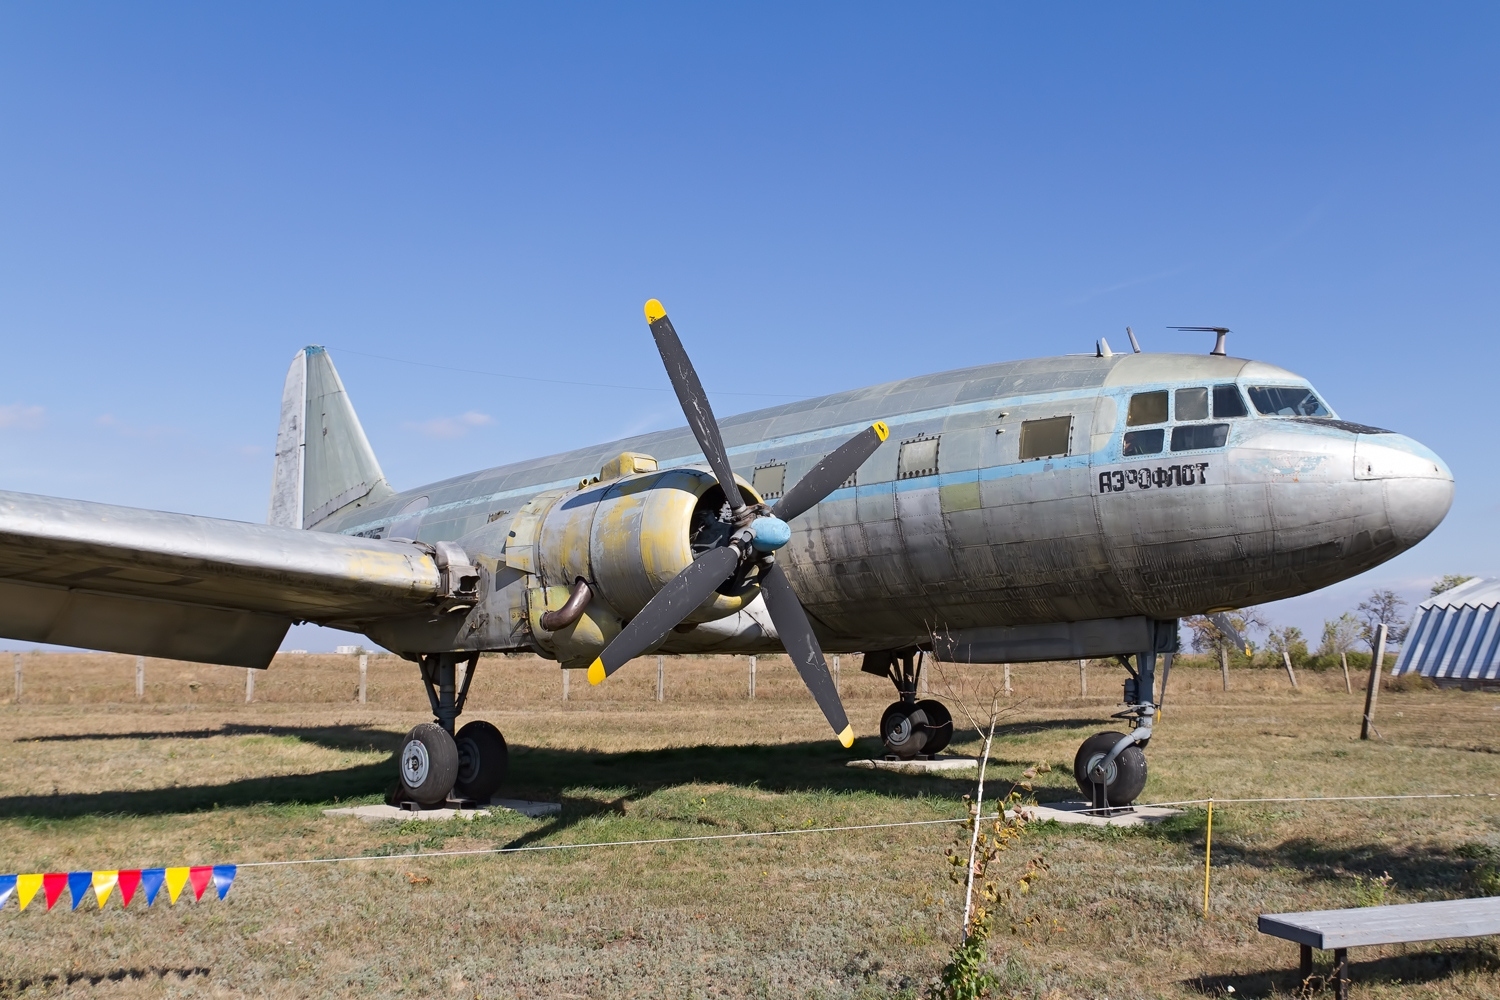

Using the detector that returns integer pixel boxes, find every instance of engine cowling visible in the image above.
[518,466,762,665]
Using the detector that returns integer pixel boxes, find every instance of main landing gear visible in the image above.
[396,652,508,808]
[1072,650,1160,809]
[863,648,953,760]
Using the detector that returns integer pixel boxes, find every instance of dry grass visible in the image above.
[0,651,1497,998]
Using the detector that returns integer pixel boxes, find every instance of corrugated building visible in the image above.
[1393,577,1500,689]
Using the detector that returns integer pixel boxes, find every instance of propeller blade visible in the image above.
[771,421,889,522]
[587,544,741,685]
[1208,612,1251,656]
[644,299,744,513]
[757,562,854,748]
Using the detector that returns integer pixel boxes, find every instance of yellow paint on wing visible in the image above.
[644,299,667,323]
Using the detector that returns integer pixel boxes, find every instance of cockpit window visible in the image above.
[1212,384,1248,418]
[1127,391,1168,426]
[1171,423,1229,452]
[1122,429,1164,456]
[1175,387,1209,421]
[1249,386,1330,417]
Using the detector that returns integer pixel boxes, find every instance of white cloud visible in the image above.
[407,411,495,440]
[0,404,45,430]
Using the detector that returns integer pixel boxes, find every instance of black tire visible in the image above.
[454,720,508,803]
[399,723,459,807]
[880,701,930,760]
[1073,730,1148,806]
[917,699,954,755]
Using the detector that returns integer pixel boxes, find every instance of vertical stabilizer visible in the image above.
[267,347,394,530]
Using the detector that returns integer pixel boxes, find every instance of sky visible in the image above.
[0,4,1496,651]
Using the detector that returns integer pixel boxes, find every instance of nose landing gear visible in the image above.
[396,652,508,807]
[865,648,953,760]
[1073,650,1163,808]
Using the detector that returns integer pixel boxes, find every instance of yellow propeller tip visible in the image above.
[872,421,889,442]
[587,658,606,685]
[836,725,855,748]
[644,299,666,323]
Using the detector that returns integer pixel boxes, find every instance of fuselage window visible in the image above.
[1212,384,1248,418]
[1126,391,1167,426]
[1175,387,1209,421]
[1019,416,1072,460]
[752,463,786,499]
[1122,428,1164,456]
[897,437,940,479]
[1171,423,1229,452]
[1249,386,1330,417]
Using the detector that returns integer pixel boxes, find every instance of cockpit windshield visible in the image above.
[1248,386,1331,418]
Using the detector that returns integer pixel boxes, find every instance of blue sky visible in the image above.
[1,4,1495,650]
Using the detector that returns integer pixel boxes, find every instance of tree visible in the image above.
[1430,574,1475,597]
[1356,589,1408,649]
[1265,625,1308,664]
[1184,608,1265,654]
[1318,612,1362,657]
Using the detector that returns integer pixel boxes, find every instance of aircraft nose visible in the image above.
[1355,433,1454,545]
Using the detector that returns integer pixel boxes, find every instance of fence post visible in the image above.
[918,651,928,697]
[358,653,368,704]
[1361,624,1388,740]
[832,654,840,696]
[244,668,255,703]
[1282,651,1299,689]
[1079,659,1087,696]
[1003,663,1012,696]
[136,655,145,699]
[562,667,570,701]
[748,656,756,699]
[656,655,664,702]
[1340,652,1352,695]
[12,653,19,703]
[1219,645,1230,692]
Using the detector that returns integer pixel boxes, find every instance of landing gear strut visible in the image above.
[864,648,953,760]
[396,652,508,807]
[1073,649,1160,808]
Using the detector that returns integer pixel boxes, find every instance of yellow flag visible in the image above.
[92,871,119,908]
[164,867,189,904]
[16,874,42,911]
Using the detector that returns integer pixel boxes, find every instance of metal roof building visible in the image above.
[1393,577,1500,688]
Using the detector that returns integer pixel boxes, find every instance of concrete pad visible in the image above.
[1017,801,1182,828]
[847,755,978,774]
[323,798,561,823]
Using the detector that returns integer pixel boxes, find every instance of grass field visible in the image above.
[1,650,1497,998]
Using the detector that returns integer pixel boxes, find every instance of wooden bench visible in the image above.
[1259,897,1500,998]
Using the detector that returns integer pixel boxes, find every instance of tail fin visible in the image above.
[268,347,394,529]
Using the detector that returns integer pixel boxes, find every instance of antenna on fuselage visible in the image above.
[1125,326,1142,353]
[1169,326,1230,357]
[1096,338,1114,358]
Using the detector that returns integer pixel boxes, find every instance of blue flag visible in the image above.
[0,873,15,909]
[67,871,91,910]
[211,865,237,900]
[140,868,166,906]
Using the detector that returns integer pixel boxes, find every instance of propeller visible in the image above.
[585,299,889,748]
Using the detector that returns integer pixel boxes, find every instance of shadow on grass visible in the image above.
[1187,940,1500,997]
[19,723,398,754]
[0,966,212,994]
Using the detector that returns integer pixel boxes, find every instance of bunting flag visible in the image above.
[1,863,238,911]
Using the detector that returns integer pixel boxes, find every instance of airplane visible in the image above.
[0,302,1452,810]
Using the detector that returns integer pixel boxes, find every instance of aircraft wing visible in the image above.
[0,490,446,668]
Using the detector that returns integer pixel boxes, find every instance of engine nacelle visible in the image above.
[509,464,762,665]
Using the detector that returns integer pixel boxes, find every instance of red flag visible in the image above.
[118,870,142,908]
[188,866,212,901]
[42,873,66,910]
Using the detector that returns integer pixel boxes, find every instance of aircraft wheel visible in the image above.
[880,701,929,760]
[917,699,954,754]
[1073,731,1147,806]
[399,723,459,807]
[454,720,508,803]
